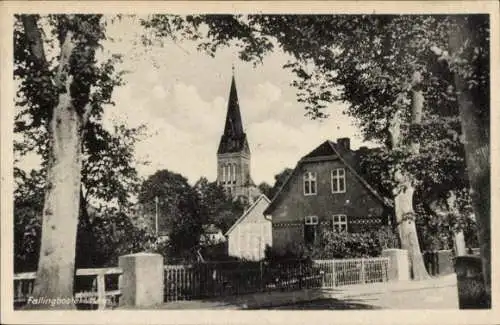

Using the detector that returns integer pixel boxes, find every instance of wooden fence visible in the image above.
[14,267,122,310]
[164,257,389,302]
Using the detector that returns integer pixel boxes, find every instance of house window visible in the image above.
[332,214,348,232]
[331,168,346,193]
[304,216,318,244]
[303,172,317,196]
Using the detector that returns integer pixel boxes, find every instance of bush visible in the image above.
[309,226,399,259]
[374,225,400,250]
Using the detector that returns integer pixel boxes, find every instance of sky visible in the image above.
[17,16,376,186]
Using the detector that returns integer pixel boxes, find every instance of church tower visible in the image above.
[217,70,257,203]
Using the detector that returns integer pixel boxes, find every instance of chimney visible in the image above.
[337,137,351,151]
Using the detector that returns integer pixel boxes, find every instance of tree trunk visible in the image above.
[446,191,466,255]
[393,172,430,280]
[453,231,466,256]
[388,71,430,280]
[428,191,467,255]
[28,29,84,310]
[20,15,98,309]
[449,16,491,303]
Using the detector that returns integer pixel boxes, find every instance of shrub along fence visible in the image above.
[164,257,389,302]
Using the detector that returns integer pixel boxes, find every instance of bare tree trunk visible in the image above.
[428,191,467,255]
[32,89,83,309]
[449,16,491,304]
[21,16,94,309]
[446,191,466,255]
[29,30,82,309]
[393,173,429,280]
[389,71,430,280]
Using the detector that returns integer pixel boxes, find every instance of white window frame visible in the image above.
[304,215,319,225]
[303,172,317,196]
[331,168,346,193]
[332,214,348,232]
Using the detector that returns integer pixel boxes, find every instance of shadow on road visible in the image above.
[249,297,382,310]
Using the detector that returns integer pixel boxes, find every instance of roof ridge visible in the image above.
[225,194,270,236]
[264,140,392,215]
[326,140,392,207]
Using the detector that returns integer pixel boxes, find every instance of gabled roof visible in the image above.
[217,75,250,155]
[302,140,337,159]
[264,140,392,215]
[225,194,271,236]
[202,224,223,234]
[324,140,392,207]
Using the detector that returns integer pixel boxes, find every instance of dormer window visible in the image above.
[303,172,317,196]
[331,168,346,193]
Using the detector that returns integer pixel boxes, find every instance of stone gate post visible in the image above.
[381,249,410,281]
[119,252,164,307]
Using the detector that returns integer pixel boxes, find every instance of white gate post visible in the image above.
[119,252,164,307]
[381,249,410,282]
[360,259,365,284]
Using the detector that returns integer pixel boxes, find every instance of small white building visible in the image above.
[225,195,272,261]
[200,224,226,246]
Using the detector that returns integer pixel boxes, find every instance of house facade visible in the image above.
[264,138,392,253]
[226,195,272,261]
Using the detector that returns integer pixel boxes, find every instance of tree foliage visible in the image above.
[138,169,202,257]
[14,14,149,283]
[193,177,245,234]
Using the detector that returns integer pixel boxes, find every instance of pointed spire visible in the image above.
[224,73,244,137]
[217,68,250,155]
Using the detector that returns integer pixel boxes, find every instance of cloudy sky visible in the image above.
[97,16,378,185]
[64,16,375,186]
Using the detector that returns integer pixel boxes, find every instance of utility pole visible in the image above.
[155,196,159,236]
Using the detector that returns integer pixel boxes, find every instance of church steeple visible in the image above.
[216,68,258,203]
[217,71,250,155]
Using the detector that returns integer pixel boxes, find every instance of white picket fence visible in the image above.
[164,257,390,302]
[14,267,122,310]
[314,257,389,287]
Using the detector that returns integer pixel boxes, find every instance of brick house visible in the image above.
[264,138,393,253]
